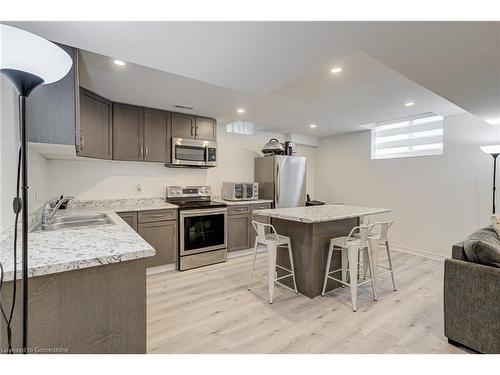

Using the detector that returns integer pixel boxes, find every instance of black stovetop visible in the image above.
[166,198,227,210]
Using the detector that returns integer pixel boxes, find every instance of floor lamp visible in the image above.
[480,145,500,214]
[0,24,72,353]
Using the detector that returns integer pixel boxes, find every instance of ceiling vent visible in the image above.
[174,105,194,110]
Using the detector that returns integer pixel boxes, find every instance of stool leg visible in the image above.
[322,241,334,296]
[347,244,359,312]
[287,239,298,294]
[341,246,348,285]
[248,240,259,291]
[385,240,397,291]
[366,243,378,301]
[362,252,368,280]
[267,244,277,304]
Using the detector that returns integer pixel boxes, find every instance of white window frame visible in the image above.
[370,113,444,160]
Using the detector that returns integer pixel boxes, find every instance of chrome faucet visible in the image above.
[41,196,80,230]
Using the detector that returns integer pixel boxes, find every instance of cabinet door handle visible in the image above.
[80,135,85,151]
[140,146,144,157]
[145,147,149,157]
[150,214,165,218]
[195,126,198,137]
[191,124,195,136]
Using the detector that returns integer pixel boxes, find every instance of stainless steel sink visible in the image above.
[44,213,114,231]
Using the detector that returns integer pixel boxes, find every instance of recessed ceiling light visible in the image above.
[237,108,245,114]
[330,67,342,74]
[309,124,317,129]
[113,60,126,66]
[405,101,415,107]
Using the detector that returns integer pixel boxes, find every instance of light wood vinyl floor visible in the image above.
[147,250,465,354]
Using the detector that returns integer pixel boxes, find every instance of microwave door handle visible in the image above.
[204,145,208,163]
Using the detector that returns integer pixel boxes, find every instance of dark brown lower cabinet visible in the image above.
[138,220,177,268]
[228,214,251,252]
[227,202,272,253]
[117,209,177,268]
[117,211,138,231]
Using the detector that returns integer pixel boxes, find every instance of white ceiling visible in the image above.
[6,21,498,136]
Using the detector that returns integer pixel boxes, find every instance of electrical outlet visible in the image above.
[136,184,142,194]
[34,190,40,202]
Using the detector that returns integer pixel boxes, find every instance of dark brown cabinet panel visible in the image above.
[117,211,138,231]
[144,108,169,162]
[78,88,113,159]
[171,113,196,139]
[138,220,177,268]
[195,116,216,141]
[227,203,272,252]
[113,103,144,161]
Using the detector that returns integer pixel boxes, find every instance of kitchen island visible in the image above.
[252,204,391,298]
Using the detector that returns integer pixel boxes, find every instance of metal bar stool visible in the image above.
[364,221,397,292]
[248,220,298,304]
[321,224,377,312]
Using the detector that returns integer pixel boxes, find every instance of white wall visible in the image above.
[1,77,49,232]
[45,126,316,201]
[314,113,499,257]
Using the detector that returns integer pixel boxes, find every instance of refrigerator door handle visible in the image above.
[275,162,280,204]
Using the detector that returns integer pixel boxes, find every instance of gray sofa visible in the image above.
[444,242,500,353]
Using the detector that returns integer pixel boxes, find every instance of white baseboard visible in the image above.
[146,263,176,276]
[391,244,446,262]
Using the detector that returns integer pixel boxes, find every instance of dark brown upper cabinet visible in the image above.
[78,88,113,159]
[144,108,169,162]
[113,103,144,161]
[113,104,170,163]
[195,116,217,141]
[171,113,196,139]
[171,113,216,141]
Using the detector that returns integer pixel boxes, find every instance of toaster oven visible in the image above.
[221,182,259,201]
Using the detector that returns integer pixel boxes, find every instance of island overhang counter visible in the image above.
[252,204,391,298]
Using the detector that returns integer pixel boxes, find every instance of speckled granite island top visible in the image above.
[252,204,391,223]
[0,198,178,281]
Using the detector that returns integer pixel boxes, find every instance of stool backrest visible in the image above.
[370,220,394,242]
[251,220,280,242]
[347,225,371,247]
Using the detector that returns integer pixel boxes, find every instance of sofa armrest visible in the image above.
[452,242,467,260]
[444,258,500,353]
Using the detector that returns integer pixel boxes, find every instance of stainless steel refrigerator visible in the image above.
[254,155,307,208]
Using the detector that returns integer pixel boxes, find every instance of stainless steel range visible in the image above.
[166,186,227,271]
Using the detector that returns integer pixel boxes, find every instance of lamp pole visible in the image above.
[0,24,72,355]
[492,153,499,214]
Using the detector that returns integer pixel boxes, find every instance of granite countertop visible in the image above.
[252,204,391,223]
[0,198,178,282]
[215,199,274,206]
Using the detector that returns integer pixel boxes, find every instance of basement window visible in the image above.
[371,113,444,160]
[226,121,255,136]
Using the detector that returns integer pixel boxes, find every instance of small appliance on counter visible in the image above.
[305,194,325,206]
[261,138,285,156]
[221,182,259,201]
[166,185,227,271]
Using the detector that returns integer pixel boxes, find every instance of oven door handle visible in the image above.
[204,145,208,164]
[180,208,227,217]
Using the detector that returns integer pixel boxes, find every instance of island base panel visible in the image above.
[273,217,358,298]
[0,259,147,354]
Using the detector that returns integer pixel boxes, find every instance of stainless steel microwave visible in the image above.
[222,182,259,201]
[170,137,217,167]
